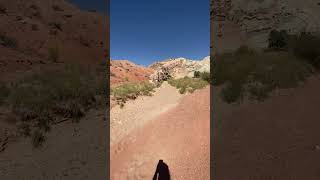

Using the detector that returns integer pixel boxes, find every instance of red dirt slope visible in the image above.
[111,87,210,180]
[0,0,106,80]
[110,60,154,86]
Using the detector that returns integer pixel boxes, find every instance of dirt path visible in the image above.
[0,109,107,180]
[111,86,210,180]
[110,82,184,146]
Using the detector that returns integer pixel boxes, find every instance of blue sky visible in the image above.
[110,0,209,66]
[67,0,209,66]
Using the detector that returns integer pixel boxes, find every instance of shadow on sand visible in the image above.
[152,160,170,180]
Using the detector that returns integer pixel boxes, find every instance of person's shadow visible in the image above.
[152,160,170,180]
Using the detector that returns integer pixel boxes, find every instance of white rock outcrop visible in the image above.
[149,56,210,83]
[211,0,320,52]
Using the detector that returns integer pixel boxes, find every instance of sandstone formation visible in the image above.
[211,0,320,52]
[110,60,154,86]
[149,56,210,83]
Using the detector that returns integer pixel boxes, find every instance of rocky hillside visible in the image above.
[0,0,107,154]
[211,0,320,52]
[110,60,154,86]
[0,0,106,80]
[149,56,210,83]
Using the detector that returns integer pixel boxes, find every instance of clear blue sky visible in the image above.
[110,0,209,66]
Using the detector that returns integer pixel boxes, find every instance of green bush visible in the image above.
[199,71,210,82]
[194,71,210,82]
[168,76,208,94]
[221,82,244,104]
[268,29,289,50]
[212,46,257,87]
[194,71,201,78]
[111,81,156,106]
[291,32,320,68]
[268,30,320,68]
[0,32,18,49]
[214,31,320,103]
[1,63,103,147]
[213,46,312,103]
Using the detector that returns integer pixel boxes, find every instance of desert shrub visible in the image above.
[221,82,244,104]
[3,63,102,147]
[251,52,312,89]
[168,77,208,94]
[111,81,156,106]
[290,32,320,68]
[57,101,84,122]
[48,47,59,62]
[0,32,18,49]
[199,71,210,82]
[194,71,201,78]
[0,84,9,105]
[247,81,273,102]
[214,31,320,103]
[31,129,45,148]
[212,46,257,87]
[194,71,210,82]
[213,46,312,103]
[268,30,320,68]
[268,29,289,50]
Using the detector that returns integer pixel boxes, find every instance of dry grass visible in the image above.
[213,46,312,103]
[168,77,209,94]
[111,81,156,108]
[0,63,104,147]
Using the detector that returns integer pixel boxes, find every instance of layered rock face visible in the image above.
[211,0,320,53]
[149,56,210,83]
[110,60,154,86]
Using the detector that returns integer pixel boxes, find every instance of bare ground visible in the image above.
[0,83,210,180]
[213,75,320,179]
[110,82,184,146]
[0,109,107,180]
[111,86,210,180]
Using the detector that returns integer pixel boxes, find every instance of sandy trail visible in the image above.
[111,86,210,180]
[0,110,107,180]
[110,82,184,146]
